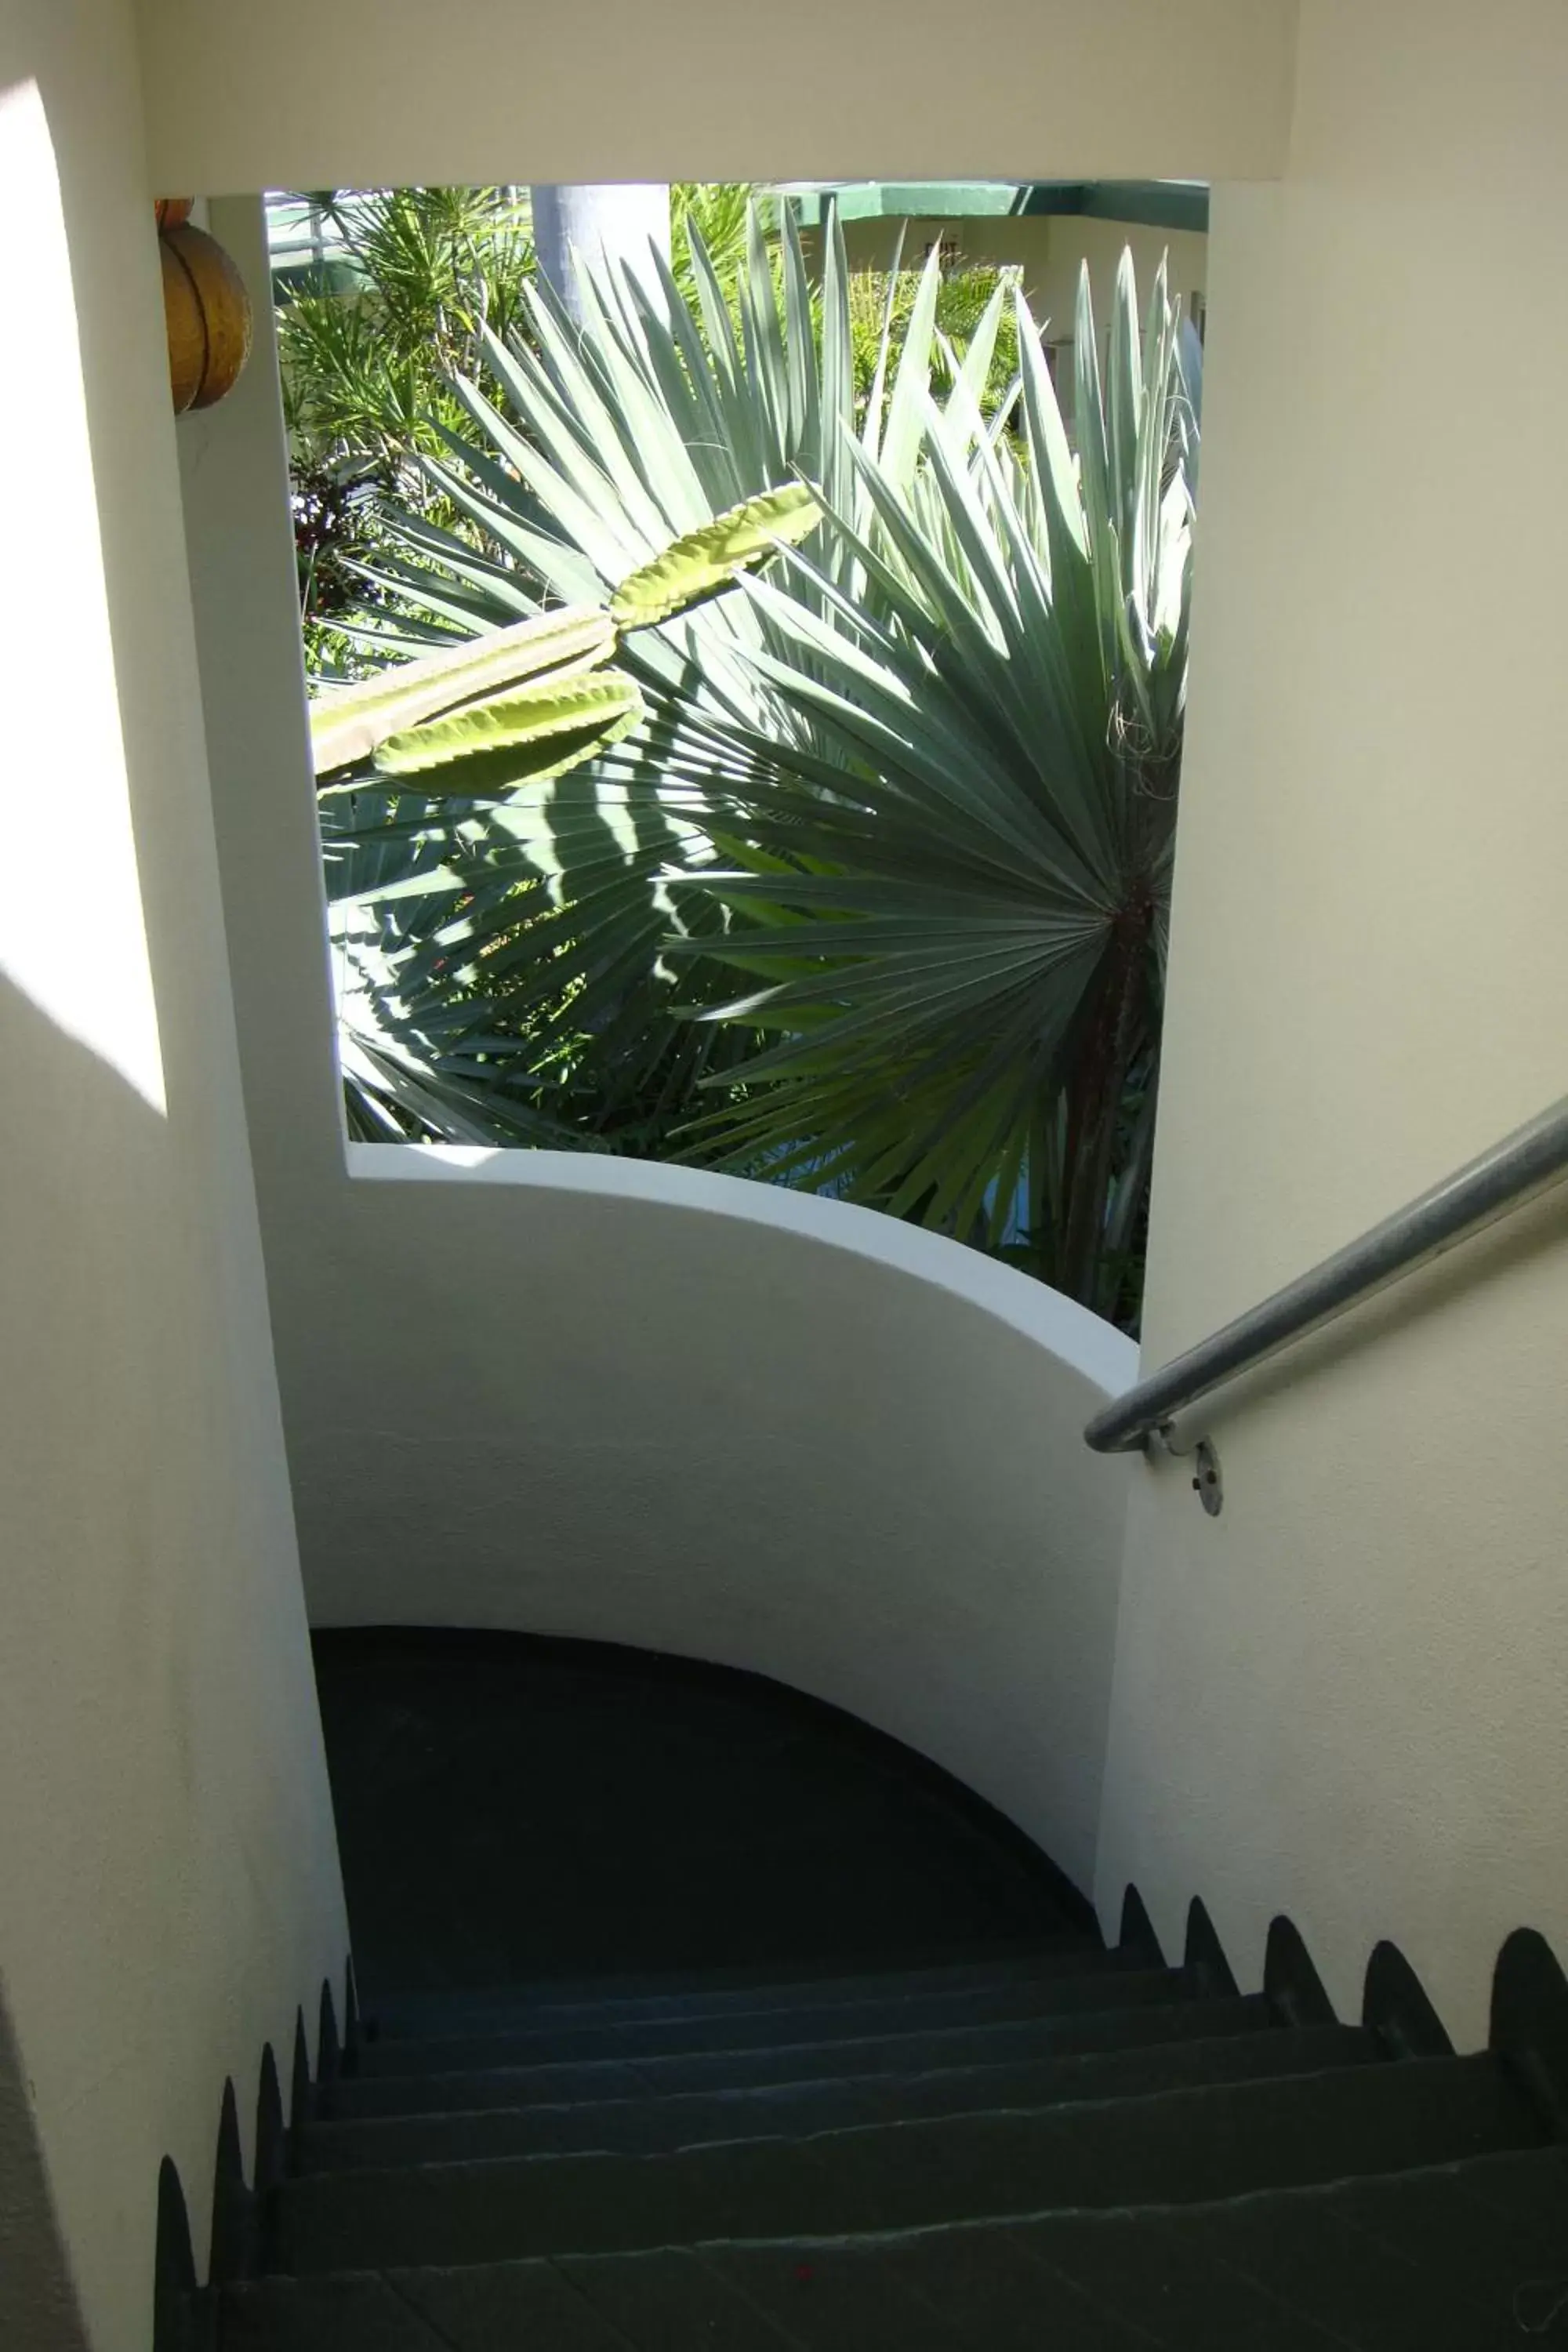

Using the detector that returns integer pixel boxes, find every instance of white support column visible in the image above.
[531,183,671,321]
[177,195,350,1195]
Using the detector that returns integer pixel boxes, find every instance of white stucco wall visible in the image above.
[308,1151,1138,1893]
[1094,0,1568,2044]
[165,0,1568,2091]
[180,201,1138,1896]
[133,0,1298,191]
[0,19,347,2352]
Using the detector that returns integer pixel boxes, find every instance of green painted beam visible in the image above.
[781,180,1210,237]
[1016,180,1210,234]
[782,183,1026,228]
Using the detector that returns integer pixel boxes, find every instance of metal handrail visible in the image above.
[1084,1093,1568,1457]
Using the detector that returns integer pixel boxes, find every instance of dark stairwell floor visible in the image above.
[205,1628,1568,2350]
[312,1628,1082,1994]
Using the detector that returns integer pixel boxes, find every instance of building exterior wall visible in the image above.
[1093,0,1568,2045]
[0,12,348,2351]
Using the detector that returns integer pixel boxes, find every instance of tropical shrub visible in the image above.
[846,257,1024,419]
[276,187,533,674]
[319,202,1199,1322]
[277,184,763,675]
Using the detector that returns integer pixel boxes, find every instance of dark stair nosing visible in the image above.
[273,2053,1544,2273]
[301,2022,1381,2173]
[326,1991,1280,2118]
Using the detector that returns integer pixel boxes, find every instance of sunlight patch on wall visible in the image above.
[0,79,167,1112]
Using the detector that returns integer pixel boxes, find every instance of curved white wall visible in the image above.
[300,1152,1138,1893]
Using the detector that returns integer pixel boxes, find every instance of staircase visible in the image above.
[199,1637,1568,2347]
[205,1929,1568,2348]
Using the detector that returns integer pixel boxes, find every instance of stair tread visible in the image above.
[1172,2170,1567,2348]
[701,2234,991,2348]
[223,2150,1568,2349]
[350,1965,1193,2074]
[365,1936,1119,2039]
[328,1993,1278,2118]
[394,2256,684,2349]
[557,2245,812,2349]
[271,1638,1568,2349]
[216,2263,632,2350]
[706,2228,1159,2350]
[1009,2209,1351,2349]
[275,2054,1542,2273]
[1280,2148,1568,2339]
[303,2024,1379,2172]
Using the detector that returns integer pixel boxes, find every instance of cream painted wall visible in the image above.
[133,0,1296,192]
[180,202,1138,1896]
[1094,0,1568,2045]
[0,13,347,2352]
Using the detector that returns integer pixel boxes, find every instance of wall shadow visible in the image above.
[0,1994,89,2352]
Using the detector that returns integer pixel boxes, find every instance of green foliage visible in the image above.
[278,183,780,679]
[846,259,1024,422]
[317,199,897,1160]
[277,186,535,677]
[278,186,534,465]
[315,201,1199,1319]
[314,500,818,1145]
[670,183,764,316]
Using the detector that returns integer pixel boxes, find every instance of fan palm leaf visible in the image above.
[316,201,1198,1316]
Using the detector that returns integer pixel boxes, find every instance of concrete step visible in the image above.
[326,1992,1279,2119]
[221,2146,1568,2350]
[303,2022,1378,2172]
[362,1936,1122,2040]
[347,1965,1196,2077]
[274,2053,1541,2274]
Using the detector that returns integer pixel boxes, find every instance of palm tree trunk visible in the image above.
[1057,906,1151,1308]
[530,186,671,326]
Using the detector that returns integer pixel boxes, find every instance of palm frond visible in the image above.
[304,198,1199,1319]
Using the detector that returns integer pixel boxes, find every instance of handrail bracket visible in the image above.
[1149,1422,1224,1516]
